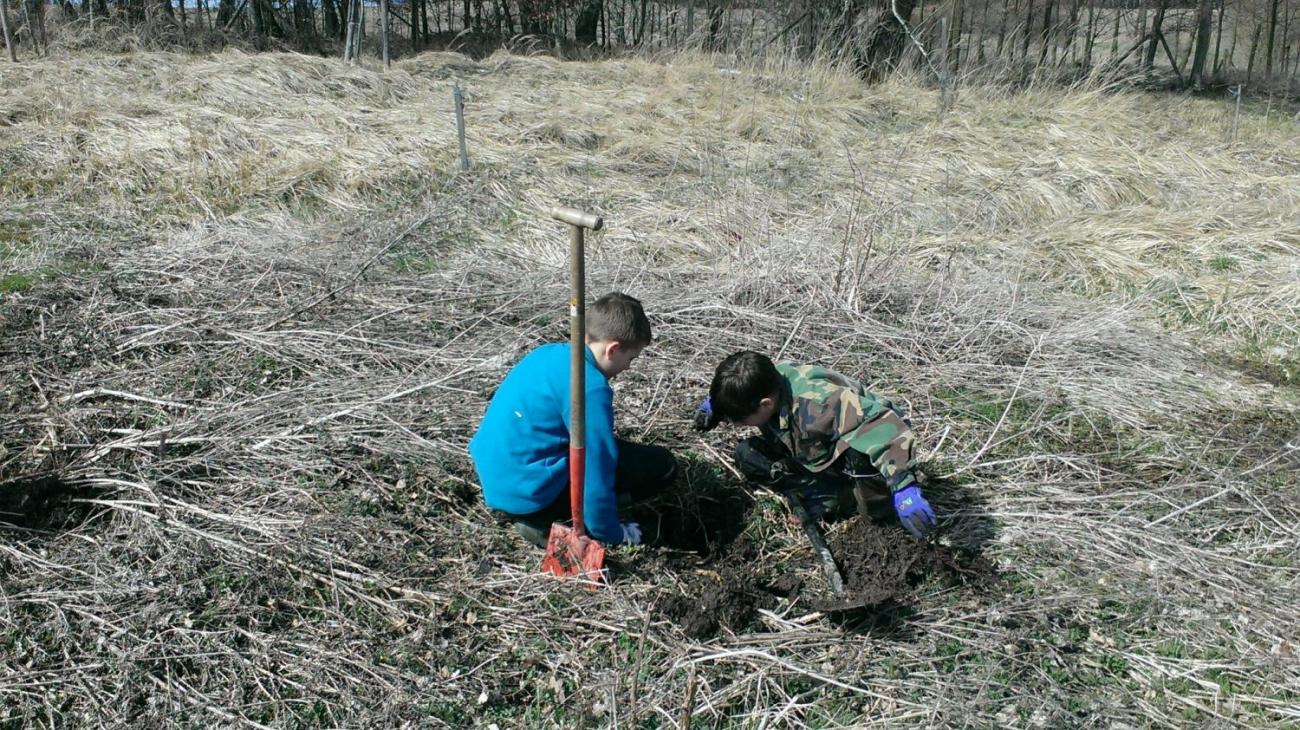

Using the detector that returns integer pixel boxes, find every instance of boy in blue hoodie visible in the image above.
[468,292,677,548]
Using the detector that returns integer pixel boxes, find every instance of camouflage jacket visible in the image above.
[758,363,917,491]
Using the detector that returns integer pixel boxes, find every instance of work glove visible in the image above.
[693,397,721,432]
[893,485,936,539]
[621,522,643,545]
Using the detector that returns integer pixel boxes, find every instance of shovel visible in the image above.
[783,491,846,596]
[540,206,607,586]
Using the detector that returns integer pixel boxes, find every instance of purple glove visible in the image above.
[893,485,936,538]
[693,396,721,431]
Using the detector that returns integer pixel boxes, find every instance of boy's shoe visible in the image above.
[511,520,551,549]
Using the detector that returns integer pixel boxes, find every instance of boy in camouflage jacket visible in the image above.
[694,350,936,538]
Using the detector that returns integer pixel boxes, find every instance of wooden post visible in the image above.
[1230,84,1242,141]
[454,83,469,171]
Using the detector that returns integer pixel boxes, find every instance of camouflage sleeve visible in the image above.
[779,363,919,486]
[842,410,917,492]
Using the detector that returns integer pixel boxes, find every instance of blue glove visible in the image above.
[693,396,721,431]
[893,485,936,538]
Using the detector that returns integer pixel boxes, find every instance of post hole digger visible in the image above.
[539,206,608,587]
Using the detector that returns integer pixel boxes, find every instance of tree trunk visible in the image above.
[706,2,722,50]
[1020,0,1034,65]
[978,0,991,63]
[1061,0,1080,66]
[1189,0,1214,87]
[1284,2,1294,80]
[575,0,600,44]
[0,0,15,62]
[380,0,390,66]
[856,0,919,81]
[1136,6,1148,57]
[1144,0,1167,70]
[1213,0,1226,76]
[1035,0,1055,68]
[996,0,1013,58]
[520,0,544,35]
[1111,5,1121,59]
[1245,22,1261,85]
[257,0,283,38]
[1263,0,1279,78]
[951,0,965,75]
[1084,2,1096,68]
[32,0,47,53]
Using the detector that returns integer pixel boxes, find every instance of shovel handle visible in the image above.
[785,492,846,596]
[559,207,601,538]
[551,206,604,231]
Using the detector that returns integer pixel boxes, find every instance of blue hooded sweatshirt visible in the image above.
[467,343,622,543]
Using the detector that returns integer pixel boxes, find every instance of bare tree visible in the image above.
[380,0,390,67]
[1264,0,1280,78]
[1190,0,1215,87]
[857,0,920,81]
[0,0,14,62]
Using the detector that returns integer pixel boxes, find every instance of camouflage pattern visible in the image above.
[757,363,917,492]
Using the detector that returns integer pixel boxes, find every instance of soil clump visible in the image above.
[657,513,996,638]
[813,518,996,612]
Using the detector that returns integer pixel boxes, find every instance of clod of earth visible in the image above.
[659,520,996,638]
[813,519,997,612]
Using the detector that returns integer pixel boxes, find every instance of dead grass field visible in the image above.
[1,47,1298,727]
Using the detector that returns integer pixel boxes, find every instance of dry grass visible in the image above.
[1,47,1298,727]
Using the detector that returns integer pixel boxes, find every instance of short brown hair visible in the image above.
[587,292,652,347]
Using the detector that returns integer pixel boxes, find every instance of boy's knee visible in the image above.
[615,442,678,504]
[652,446,678,486]
[734,438,788,484]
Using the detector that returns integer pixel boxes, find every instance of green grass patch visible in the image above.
[0,258,103,295]
[0,219,35,248]
[0,272,36,293]
[932,385,1043,426]
[1207,254,1236,272]
[1239,337,1299,387]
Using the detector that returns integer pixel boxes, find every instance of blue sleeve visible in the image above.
[569,384,622,543]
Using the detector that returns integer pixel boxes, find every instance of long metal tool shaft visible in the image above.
[568,221,587,537]
[785,492,846,596]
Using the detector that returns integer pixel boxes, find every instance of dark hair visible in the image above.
[701,351,781,429]
[587,291,652,348]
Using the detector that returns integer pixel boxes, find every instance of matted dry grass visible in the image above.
[1,47,1297,727]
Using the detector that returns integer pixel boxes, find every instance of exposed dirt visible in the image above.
[0,476,102,532]
[657,538,778,639]
[814,519,996,612]
[656,507,997,639]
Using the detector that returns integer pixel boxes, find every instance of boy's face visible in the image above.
[591,339,643,379]
[737,395,778,427]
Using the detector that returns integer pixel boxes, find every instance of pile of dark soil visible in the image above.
[656,538,783,639]
[814,519,996,612]
[656,516,996,639]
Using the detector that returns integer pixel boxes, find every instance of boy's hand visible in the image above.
[693,397,721,431]
[893,486,936,538]
[621,522,643,545]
